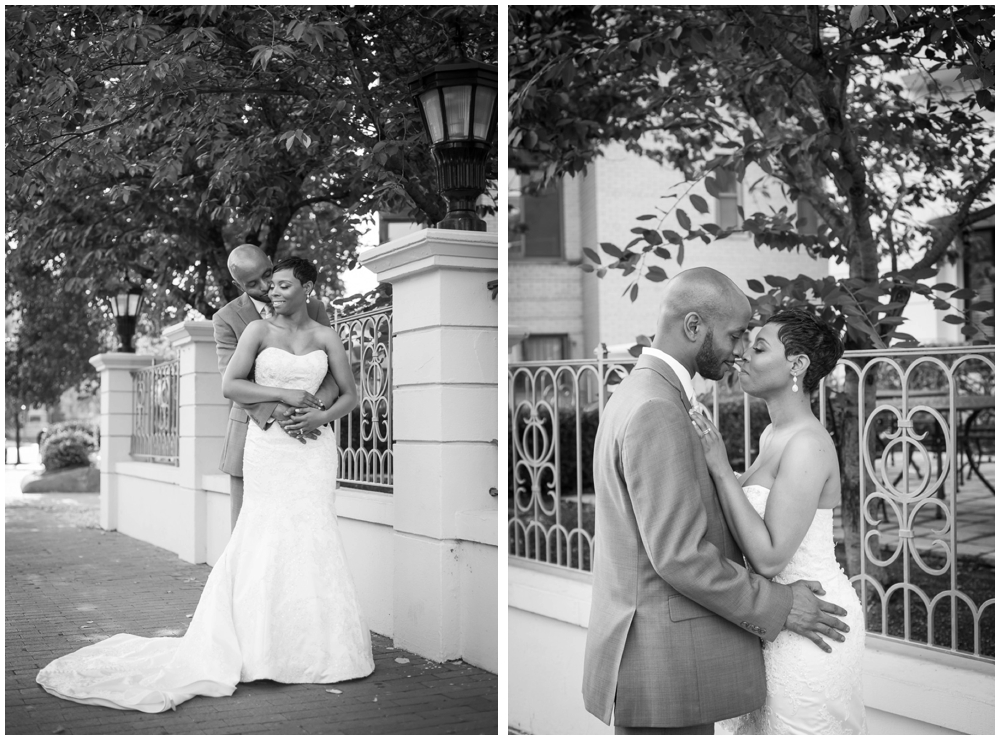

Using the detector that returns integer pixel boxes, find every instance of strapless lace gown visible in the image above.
[720,485,867,735]
[36,348,374,712]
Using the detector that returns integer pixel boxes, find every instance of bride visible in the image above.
[36,256,374,712]
[689,308,867,735]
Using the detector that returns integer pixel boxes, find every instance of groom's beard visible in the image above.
[695,329,728,381]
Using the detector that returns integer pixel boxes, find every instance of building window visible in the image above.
[521,334,568,362]
[509,170,562,258]
[796,198,821,236]
[715,169,742,230]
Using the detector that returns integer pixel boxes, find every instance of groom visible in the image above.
[582,267,849,734]
[213,244,341,530]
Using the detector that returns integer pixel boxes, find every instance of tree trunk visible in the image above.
[838,244,889,592]
[14,405,23,466]
[834,367,880,581]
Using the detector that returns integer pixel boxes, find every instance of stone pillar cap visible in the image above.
[89,353,156,372]
[360,228,498,284]
[163,320,216,347]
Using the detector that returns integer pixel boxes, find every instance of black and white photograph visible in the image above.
[508,5,994,735]
[6,5,498,734]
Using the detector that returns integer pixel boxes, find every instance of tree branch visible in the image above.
[911,164,995,272]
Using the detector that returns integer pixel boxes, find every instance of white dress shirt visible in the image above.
[248,296,271,318]
[641,347,696,404]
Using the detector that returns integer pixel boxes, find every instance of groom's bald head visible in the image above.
[227,244,274,301]
[652,267,751,378]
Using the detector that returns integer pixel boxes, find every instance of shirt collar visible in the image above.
[247,295,269,316]
[641,347,696,403]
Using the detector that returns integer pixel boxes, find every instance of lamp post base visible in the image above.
[435,210,487,232]
[433,141,489,232]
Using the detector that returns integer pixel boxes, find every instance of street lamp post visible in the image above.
[107,287,145,353]
[409,60,498,231]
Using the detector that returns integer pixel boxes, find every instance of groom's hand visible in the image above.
[273,403,320,444]
[784,580,849,653]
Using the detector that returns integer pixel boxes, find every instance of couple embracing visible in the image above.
[37,246,374,711]
[583,268,867,735]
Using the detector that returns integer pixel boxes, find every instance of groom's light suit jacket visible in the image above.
[212,293,332,477]
[582,354,793,727]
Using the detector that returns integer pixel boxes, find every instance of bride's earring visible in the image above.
[791,373,799,393]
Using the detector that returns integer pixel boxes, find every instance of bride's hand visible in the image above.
[689,410,731,476]
[281,390,324,409]
[283,406,328,435]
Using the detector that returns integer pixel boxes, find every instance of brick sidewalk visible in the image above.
[5,489,498,735]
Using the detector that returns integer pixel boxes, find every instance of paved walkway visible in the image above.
[5,465,498,735]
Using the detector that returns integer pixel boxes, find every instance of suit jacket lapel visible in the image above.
[235,293,262,328]
[633,354,693,413]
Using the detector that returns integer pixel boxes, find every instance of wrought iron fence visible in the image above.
[509,345,995,662]
[333,306,393,493]
[131,359,179,465]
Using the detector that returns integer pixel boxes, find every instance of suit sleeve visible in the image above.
[624,397,792,640]
[309,297,332,328]
[212,309,277,429]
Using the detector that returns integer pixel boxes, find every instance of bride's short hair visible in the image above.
[272,256,318,286]
[764,308,844,393]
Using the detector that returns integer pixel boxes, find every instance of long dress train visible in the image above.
[36,348,374,712]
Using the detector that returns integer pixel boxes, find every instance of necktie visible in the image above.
[259,303,273,319]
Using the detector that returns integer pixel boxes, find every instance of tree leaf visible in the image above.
[849,5,870,30]
[600,242,624,258]
[764,275,790,288]
[629,283,639,302]
[646,265,668,282]
[747,279,765,293]
[690,194,709,214]
[582,247,601,263]
[676,208,692,231]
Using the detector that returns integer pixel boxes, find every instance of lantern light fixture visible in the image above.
[409,60,498,232]
[106,286,145,353]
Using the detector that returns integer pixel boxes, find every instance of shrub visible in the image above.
[39,421,100,448]
[714,395,772,471]
[40,429,97,471]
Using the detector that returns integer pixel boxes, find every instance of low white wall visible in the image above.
[337,488,395,639]
[508,560,995,736]
[202,473,231,566]
[114,462,184,556]
[457,508,499,674]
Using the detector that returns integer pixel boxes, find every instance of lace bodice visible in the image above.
[255,347,327,394]
[741,484,842,585]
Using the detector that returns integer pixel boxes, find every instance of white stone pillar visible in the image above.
[163,321,229,563]
[90,353,155,531]
[360,228,498,663]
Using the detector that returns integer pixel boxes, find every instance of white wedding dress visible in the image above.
[720,485,867,735]
[37,348,374,712]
